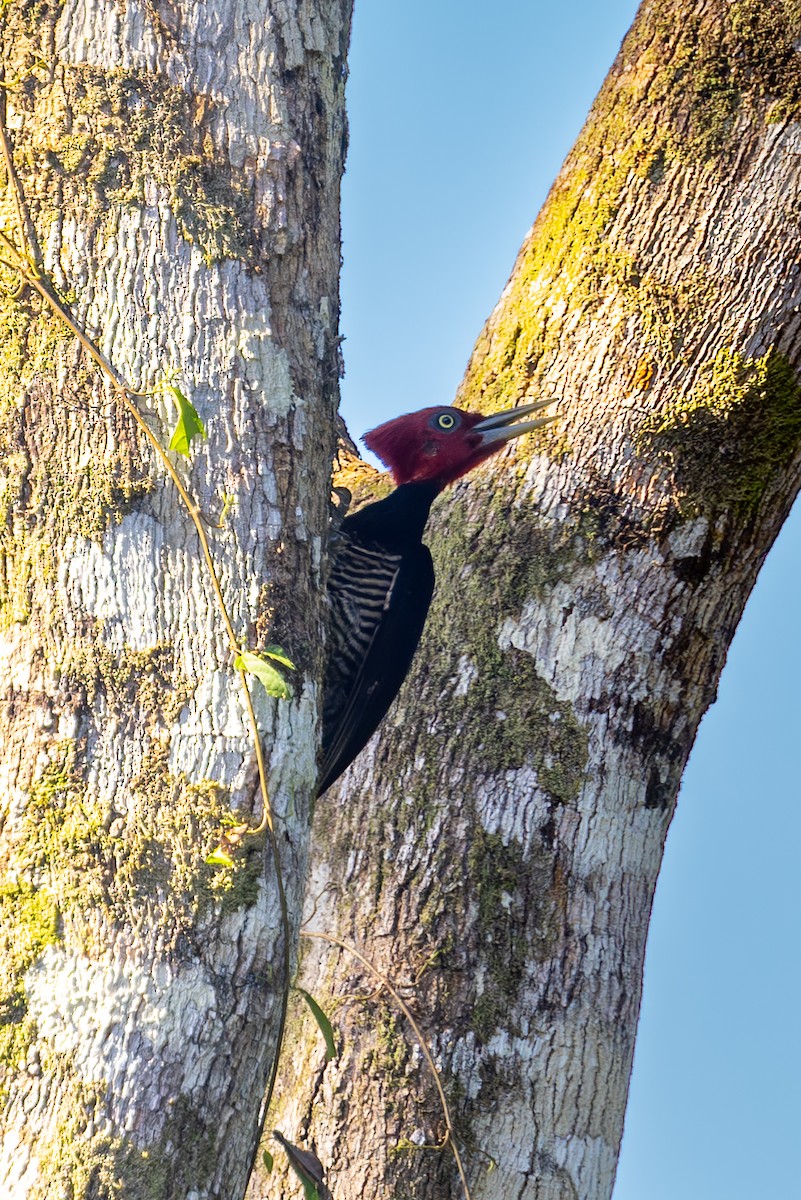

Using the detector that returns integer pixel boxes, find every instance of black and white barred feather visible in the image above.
[318,482,437,795]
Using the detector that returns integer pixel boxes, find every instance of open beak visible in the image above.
[473,397,558,448]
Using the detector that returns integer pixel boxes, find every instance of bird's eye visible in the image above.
[434,411,459,431]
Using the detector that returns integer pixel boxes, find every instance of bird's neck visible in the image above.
[345,481,440,548]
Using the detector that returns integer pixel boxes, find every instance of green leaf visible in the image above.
[167,385,206,456]
[205,847,235,868]
[262,1150,274,1173]
[287,1160,320,1200]
[235,651,292,700]
[263,644,296,671]
[273,1132,323,1200]
[296,988,337,1061]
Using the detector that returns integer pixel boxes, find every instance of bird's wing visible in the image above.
[318,541,434,796]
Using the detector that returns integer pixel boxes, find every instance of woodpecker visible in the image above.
[318,399,555,796]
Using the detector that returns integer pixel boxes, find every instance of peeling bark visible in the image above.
[257,3,801,1199]
[0,2,350,1198]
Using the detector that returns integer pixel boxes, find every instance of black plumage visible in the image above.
[318,482,437,795]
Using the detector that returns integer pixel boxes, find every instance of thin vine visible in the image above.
[301,929,474,1200]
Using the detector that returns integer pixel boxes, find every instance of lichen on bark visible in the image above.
[2,2,259,265]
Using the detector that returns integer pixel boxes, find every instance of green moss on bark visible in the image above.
[29,1077,216,1200]
[58,639,192,726]
[0,295,72,416]
[0,881,59,1073]
[637,346,801,517]
[647,0,801,145]
[0,527,54,628]
[467,826,563,1043]
[3,45,254,265]
[468,830,528,1043]
[0,300,154,631]
[22,742,261,947]
[3,0,287,291]
[365,1007,411,1098]
[396,491,588,802]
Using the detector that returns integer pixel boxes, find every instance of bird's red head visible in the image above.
[363,401,556,490]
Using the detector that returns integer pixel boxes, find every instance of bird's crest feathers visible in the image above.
[363,406,486,488]
[364,398,557,489]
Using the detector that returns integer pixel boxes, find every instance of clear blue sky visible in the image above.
[339,3,801,1197]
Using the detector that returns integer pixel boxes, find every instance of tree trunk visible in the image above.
[257,3,801,1198]
[0,2,350,1198]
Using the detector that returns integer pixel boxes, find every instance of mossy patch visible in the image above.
[730,0,801,122]
[2,43,254,265]
[28,1077,216,1200]
[365,1006,411,1093]
[25,422,153,543]
[468,829,528,1043]
[0,293,74,416]
[637,346,801,518]
[58,639,192,727]
[467,826,562,1043]
[648,0,801,147]
[0,881,59,1072]
[393,490,588,802]
[0,525,54,628]
[22,742,261,947]
[612,254,712,372]
[0,300,154,625]
[450,646,587,792]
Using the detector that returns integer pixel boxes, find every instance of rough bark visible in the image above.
[257,3,801,1199]
[0,2,350,1198]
